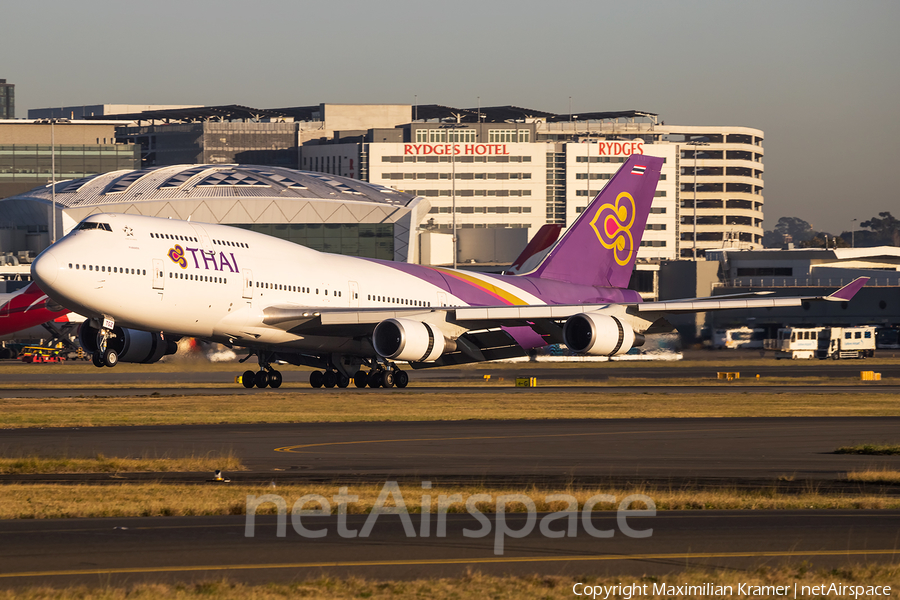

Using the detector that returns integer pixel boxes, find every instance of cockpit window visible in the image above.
[75,222,112,232]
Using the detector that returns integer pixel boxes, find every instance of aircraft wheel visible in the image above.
[241,370,256,388]
[336,373,350,388]
[268,370,283,389]
[309,370,324,388]
[254,370,270,388]
[103,349,119,368]
[323,370,338,388]
[380,370,395,388]
[394,370,409,388]
[367,371,382,388]
[353,370,368,388]
[91,353,105,368]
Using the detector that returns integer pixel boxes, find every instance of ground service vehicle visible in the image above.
[771,326,875,359]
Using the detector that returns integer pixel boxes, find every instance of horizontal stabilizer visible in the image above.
[824,277,869,301]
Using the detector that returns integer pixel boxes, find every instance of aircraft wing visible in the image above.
[262,276,869,332]
[637,277,869,313]
[252,277,869,368]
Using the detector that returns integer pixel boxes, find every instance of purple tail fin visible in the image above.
[529,154,663,288]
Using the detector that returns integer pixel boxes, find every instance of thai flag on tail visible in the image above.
[631,165,647,176]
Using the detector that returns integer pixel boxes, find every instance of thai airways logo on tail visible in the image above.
[527,155,663,289]
[590,191,636,267]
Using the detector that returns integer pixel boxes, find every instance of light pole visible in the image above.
[851,218,858,248]
[50,119,56,244]
[38,117,70,245]
[441,123,466,269]
[686,140,709,258]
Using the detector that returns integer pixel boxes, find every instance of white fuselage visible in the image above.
[32,213,546,353]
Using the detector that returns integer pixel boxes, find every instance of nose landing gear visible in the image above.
[91,326,119,368]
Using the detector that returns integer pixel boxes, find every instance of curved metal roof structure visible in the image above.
[2,165,427,262]
[12,164,415,208]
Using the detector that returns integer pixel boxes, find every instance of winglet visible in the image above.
[825,277,869,301]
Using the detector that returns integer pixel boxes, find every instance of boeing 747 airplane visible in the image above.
[30,155,867,389]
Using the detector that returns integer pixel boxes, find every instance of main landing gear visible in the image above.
[310,363,410,389]
[308,369,350,389]
[240,367,283,389]
[238,351,282,389]
[234,353,410,390]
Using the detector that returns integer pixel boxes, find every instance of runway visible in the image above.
[1,511,898,585]
[1,357,899,385]
[0,359,897,398]
[2,361,899,584]
[2,418,899,484]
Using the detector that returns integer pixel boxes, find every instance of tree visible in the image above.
[763,216,817,248]
[860,212,900,246]
[773,216,816,243]
[800,233,849,249]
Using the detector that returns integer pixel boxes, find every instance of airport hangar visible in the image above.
[0,164,429,265]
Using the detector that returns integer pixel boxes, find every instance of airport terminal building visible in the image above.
[21,103,764,263]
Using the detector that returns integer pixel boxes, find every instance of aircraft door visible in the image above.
[437,292,448,307]
[189,223,214,253]
[242,269,253,300]
[348,281,359,307]
[152,259,165,290]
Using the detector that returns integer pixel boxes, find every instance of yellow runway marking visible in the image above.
[274,426,760,453]
[1,549,898,579]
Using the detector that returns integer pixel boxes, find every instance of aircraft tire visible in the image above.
[103,349,119,368]
[323,371,338,388]
[241,370,256,388]
[353,370,368,388]
[395,370,409,388]
[367,371,382,388]
[309,370,324,388]
[337,373,350,388]
[381,370,395,388]
[254,370,270,388]
[268,370,283,389]
[91,353,105,368]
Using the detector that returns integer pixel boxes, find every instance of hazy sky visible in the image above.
[5,0,898,233]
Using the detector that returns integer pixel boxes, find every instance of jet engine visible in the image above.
[372,318,455,363]
[79,323,178,364]
[562,312,644,356]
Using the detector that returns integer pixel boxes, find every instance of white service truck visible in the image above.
[771,326,876,359]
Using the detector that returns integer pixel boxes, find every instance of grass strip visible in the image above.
[0,391,898,428]
[846,469,900,483]
[836,443,900,455]
[3,483,900,519]
[0,375,881,390]
[1,565,899,599]
[0,453,244,474]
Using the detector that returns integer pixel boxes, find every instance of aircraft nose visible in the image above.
[31,250,59,288]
